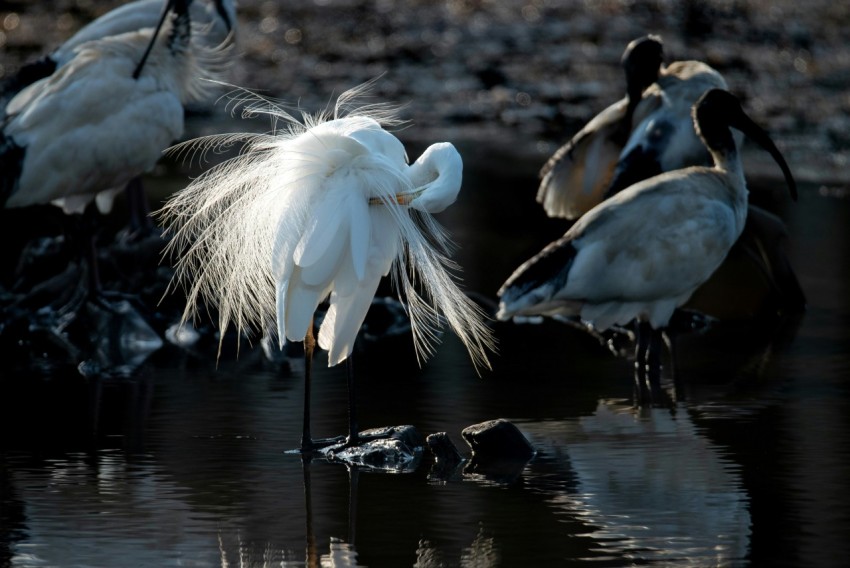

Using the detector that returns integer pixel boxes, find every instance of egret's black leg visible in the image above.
[298,318,344,453]
[300,319,316,452]
[341,356,385,448]
[346,357,360,446]
[347,466,360,545]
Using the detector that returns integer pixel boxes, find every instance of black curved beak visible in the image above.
[728,97,798,202]
[133,0,177,79]
[214,0,234,34]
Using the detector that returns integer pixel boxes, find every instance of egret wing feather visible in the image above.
[158,82,495,369]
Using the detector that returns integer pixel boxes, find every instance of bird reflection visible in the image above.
[531,399,751,564]
[302,455,362,568]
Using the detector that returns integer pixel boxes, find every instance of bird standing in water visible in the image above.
[537,34,804,332]
[1,0,229,296]
[498,89,796,402]
[158,82,494,452]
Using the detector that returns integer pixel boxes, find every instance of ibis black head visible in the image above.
[694,88,797,201]
[133,0,194,79]
[622,34,664,102]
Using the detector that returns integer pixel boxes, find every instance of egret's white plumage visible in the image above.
[158,83,494,371]
[1,0,229,215]
[499,89,796,390]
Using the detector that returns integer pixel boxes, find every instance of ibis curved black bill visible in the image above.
[697,88,798,202]
[213,0,234,34]
[133,0,190,80]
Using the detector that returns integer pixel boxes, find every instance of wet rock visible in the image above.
[460,419,535,484]
[426,432,465,466]
[321,425,425,472]
[426,432,467,482]
[461,419,535,463]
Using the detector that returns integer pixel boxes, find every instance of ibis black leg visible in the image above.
[125,176,154,237]
[634,320,651,403]
[646,326,663,401]
[665,331,684,402]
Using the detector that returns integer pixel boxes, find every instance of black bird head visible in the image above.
[622,34,664,103]
[694,88,797,201]
[133,0,194,80]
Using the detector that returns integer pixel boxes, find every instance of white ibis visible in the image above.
[1,0,227,293]
[498,89,797,401]
[604,41,805,314]
[540,35,805,321]
[1,0,236,236]
[157,83,494,452]
[1,0,235,106]
[537,35,664,220]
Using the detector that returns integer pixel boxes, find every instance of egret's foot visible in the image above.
[288,435,347,454]
[317,425,425,471]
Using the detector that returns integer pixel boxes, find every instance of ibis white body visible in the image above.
[500,162,746,331]
[1,3,226,215]
[57,0,236,59]
[499,89,797,337]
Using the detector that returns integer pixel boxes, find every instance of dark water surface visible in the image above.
[2,148,849,567]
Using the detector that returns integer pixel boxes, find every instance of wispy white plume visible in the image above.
[156,81,494,371]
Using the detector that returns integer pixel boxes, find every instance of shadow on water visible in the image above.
[2,142,850,566]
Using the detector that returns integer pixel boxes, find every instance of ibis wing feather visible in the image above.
[537,98,628,219]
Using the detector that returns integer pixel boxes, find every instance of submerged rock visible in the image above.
[461,419,536,484]
[426,432,466,481]
[321,425,425,472]
[461,419,535,462]
[426,432,465,465]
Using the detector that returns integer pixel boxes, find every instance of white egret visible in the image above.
[537,35,664,220]
[497,89,796,401]
[1,0,228,293]
[157,82,494,452]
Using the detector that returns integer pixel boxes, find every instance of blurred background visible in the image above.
[2,0,848,183]
[1,1,849,567]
